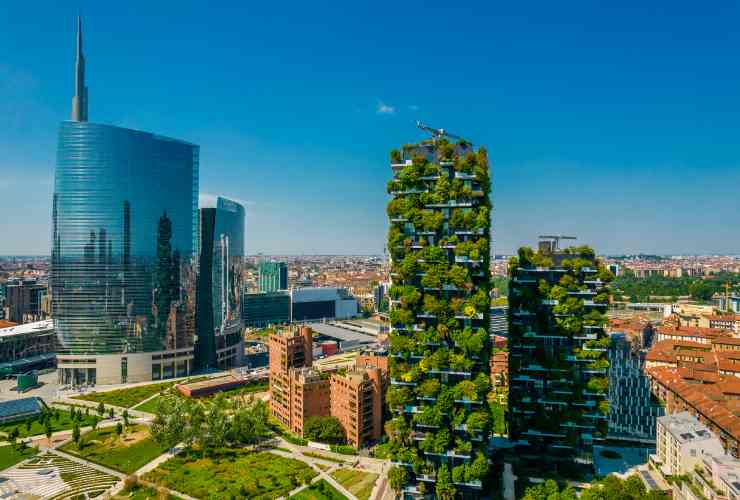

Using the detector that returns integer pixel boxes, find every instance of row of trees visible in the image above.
[150,392,270,455]
[521,475,668,500]
[612,272,740,303]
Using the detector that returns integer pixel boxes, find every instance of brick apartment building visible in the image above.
[268,326,388,447]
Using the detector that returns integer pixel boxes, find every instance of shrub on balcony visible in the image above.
[433,429,452,453]
[473,373,491,397]
[449,353,473,372]
[434,176,451,203]
[454,438,472,456]
[473,206,489,231]
[598,400,609,415]
[429,348,450,370]
[452,464,467,483]
[395,254,419,282]
[389,308,415,326]
[467,453,488,482]
[390,149,402,163]
[437,388,455,414]
[414,405,444,427]
[586,359,610,371]
[385,417,410,445]
[453,380,478,401]
[447,265,470,289]
[387,386,414,408]
[398,285,422,308]
[586,377,608,393]
[387,179,402,193]
[436,465,457,499]
[418,378,441,398]
[594,292,609,304]
[466,411,490,433]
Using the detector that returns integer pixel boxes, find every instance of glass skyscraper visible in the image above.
[259,261,288,292]
[195,198,245,371]
[52,18,199,385]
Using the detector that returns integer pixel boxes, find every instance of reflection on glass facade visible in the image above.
[195,199,245,370]
[52,121,199,357]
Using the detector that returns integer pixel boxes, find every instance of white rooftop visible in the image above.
[0,319,54,339]
[659,411,716,444]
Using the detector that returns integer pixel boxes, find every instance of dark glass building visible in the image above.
[52,18,198,385]
[241,292,291,328]
[195,202,245,371]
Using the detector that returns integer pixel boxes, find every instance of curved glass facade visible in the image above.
[52,121,199,356]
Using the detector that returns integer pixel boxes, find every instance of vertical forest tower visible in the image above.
[385,125,492,498]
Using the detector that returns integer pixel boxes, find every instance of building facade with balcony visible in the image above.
[385,131,492,495]
[507,240,614,477]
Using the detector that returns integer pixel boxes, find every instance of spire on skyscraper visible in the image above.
[70,15,88,122]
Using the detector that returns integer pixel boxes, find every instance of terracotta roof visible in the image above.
[713,338,740,346]
[657,325,733,339]
[0,320,17,329]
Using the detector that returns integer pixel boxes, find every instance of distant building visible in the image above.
[719,295,740,314]
[373,282,388,313]
[291,287,358,321]
[0,320,56,377]
[490,305,508,337]
[0,397,46,424]
[259,261,288,292]
[241,291,291,327]
[4,278,47,324]
[269,326,314,430]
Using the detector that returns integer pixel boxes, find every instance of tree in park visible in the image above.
[108,408,115,419]
[8,426,19,448]
[116,422,123,438]
[92,417,99,431]
[303,416,346,445]
[85,407,89,417]
[72,422,81,445]
[25,419,32,433]
[44,421,53,446]
[97,402,105,417]
[388,466,408,497]
[122,409,130,428]
[435,464,457,500]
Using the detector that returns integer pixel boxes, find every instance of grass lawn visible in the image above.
[144,449,316,500]
[0,409,98,438]
[0,445,37,471]
[291,479,347,500]
[133,380,269,415]
[331,468,379,500]
[73,381,176,408]
[60,424,167,474]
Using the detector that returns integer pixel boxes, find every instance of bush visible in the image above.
[303,416,346,445]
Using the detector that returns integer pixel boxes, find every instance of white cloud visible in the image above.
[377,101,396,115]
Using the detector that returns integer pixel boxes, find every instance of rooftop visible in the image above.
[658,411,716,444]
[0,319,54,339]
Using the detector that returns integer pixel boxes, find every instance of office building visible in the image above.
[373,282,389,313]
[4,278,48,324]
[291,287,358,321]
[259,261,288,292]
[0,319,56,377]
[385,129,492,493]
[241,291,291,328]
[52,18,198,385]
[194,200,245,371]
[607,331,664,443]
[508,239,613,476]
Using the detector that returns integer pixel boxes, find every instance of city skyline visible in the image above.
[2,2,740,256]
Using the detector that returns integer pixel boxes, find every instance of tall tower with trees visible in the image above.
[385,124,492,497]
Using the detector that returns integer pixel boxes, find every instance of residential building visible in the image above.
[291,287,358,321]
[52,19,198,385]
[385,130,492,493]
[0,319,56,377]
[655,411,725,476]
[194,201,245,371]
[269,326,314,428]
[259,261,288,292]
[330,367,384,447]
[4,278,47,324]
[268,326,388,446]
[241,291,291,327]
[508,239,613,475]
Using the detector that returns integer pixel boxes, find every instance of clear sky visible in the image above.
[1,1,739,256]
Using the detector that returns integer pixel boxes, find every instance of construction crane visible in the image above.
[416,121,464,142]
[538,235,577,251]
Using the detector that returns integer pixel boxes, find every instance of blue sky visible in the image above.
[1,1,739,255]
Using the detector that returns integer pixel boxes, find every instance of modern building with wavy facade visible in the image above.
[52,18,199,385]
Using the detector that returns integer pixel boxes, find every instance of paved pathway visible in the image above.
[503,462,516,500]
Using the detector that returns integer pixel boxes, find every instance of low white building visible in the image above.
[655,411,725,476]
